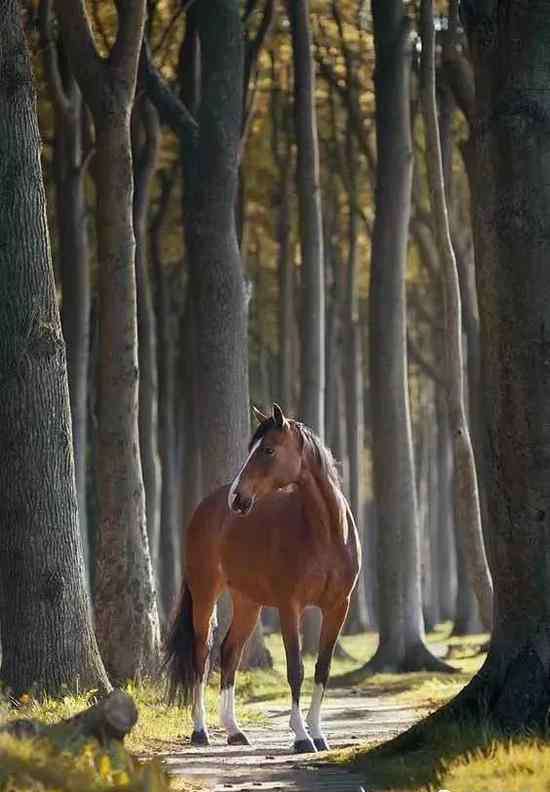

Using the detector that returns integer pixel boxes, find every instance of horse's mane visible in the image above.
[249,418,350,542]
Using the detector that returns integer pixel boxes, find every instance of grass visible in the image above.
[6,628,550,791]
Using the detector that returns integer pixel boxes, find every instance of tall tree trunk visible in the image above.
[344,129,368,634]
[56,0,161,682]
[133,97,162,578]
[435,389,456,623]
[287,0,325,435]
[271,83,294,413]
[0,2,109,696]
[391,1,550,740]
[40,3,91,574]
[357,0,452,675]
[287,0,326,652]
[152,178,180,622]
[183,1,270,668]
[185,0,249,498]
[420,0,493,630]
[453,516,482,636]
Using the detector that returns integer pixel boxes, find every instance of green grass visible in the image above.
[11,628,549,792]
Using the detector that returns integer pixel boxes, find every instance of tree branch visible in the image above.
[140,39,198,149]
[54,0,104,105]
[38,0,72,118]
[110,0,147,93]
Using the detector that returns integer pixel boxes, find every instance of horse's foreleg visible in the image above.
[306,598,350,751]
[190,587,219,746]
[280,606,316,753]
[219,592,260,746]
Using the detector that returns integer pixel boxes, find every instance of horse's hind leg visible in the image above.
[190,584,220,746]
[220,591,261,746]
[280,606,316,753]
[307,599,350,751]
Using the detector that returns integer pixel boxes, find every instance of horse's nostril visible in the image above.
[230,491,253,515]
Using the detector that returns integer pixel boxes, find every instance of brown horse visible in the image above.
[165,403,361,753]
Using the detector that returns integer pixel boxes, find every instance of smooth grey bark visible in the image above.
[132,97,162,577]
[40,0,91,573]
[56,0,161,682]
[420,0,493,631]
[286,0,325,437]
[435,389,457,623]
[0,1,109,697]
[392,1,550,740]
[453,517,483,636]
[356,0,452,675]
[151,177,180,622]
[286,0,326,650]
[270,78,295,413]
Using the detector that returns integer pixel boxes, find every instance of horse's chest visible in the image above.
[219,520,340,607]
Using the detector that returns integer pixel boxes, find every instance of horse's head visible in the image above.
[228,403,302,515]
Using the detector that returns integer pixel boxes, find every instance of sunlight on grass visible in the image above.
[438,737,550,792]
[0,628,501,791]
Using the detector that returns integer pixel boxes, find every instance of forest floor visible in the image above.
[153,628,491,791]
[7,627,550,791]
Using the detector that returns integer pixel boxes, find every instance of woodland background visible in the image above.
[1,0,549,751]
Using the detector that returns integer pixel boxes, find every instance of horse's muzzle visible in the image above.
[230,491,254,515]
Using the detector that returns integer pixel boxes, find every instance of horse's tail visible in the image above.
[164,581,196,707]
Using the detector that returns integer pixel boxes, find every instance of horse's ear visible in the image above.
[252,405,269,425]
[272,403,287,428]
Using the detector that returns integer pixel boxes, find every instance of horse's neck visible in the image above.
[298,465,346,544]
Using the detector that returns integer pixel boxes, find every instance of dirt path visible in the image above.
[162,690,425,791]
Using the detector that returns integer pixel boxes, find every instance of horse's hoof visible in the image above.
[190,729,210,746]
[313,737,330,751]
[294,738,317,754]
[228,731,251,746]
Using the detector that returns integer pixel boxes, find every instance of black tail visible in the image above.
[163,582,196,707]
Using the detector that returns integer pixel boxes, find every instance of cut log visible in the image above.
[1,690,138,745]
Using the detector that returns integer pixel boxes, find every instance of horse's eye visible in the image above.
[261,446,275,456]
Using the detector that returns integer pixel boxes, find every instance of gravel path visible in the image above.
[162,689,425,791]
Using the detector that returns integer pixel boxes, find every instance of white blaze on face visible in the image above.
[227,439,262,511]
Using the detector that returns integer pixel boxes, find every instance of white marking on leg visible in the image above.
[227,440,261,510]
[306,683,325,739]
[192,675,207,734]
[289,700,309,742]
[219,685,241,737]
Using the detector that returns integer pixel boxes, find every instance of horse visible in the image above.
[164,403,361,753]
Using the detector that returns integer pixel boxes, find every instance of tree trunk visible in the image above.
[420,0,493,631]
[287,0,326,651]
[133,97,162,577]
[0,2,109,697]
[184,1,249,492]
[56,0,161,682]
[344,129,368,634]
[389,1,550,742]
[183,1,270,668]
[358,0,452,675]
[435,389,456,623]
[40,6,91,575]
[152,181,180,623]
[271,85,295,413]
[287,0,325,436]
[453,516,483,636]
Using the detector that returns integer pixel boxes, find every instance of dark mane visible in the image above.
[249,417,342,491]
